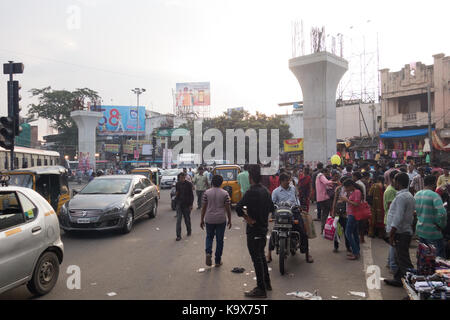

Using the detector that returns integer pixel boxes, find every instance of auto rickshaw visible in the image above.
[5,166,71,215]
[130,167,161,199]
[212,165,242,204]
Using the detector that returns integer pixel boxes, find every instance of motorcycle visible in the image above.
[170,179,177,210]
[271,202,301,275]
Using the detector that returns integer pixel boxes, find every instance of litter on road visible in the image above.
[331,296,339,299]
[349,291,366,298]
[107,292,117,297]
[234,227,241,230]
[231,267,245,273]
[156,228,160,231]
[198,268,206,273]
[286,290,322,300]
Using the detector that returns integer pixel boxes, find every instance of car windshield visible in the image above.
[215,169,238,181]
[80,178,132,194]
[7,174,33,189]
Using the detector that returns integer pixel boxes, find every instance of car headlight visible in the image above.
[60,203,69,216]
[104,205,124,215]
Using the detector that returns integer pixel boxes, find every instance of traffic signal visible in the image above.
[0,117,15,150]
[8,80,21,136]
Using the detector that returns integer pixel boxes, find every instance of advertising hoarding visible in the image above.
[175,82,210,108]
[284,139,304,152]
[97,106,146,136]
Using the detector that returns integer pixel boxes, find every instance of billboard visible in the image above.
[175,82,210,108]
[284,139,304,152]
[97,106,146,136]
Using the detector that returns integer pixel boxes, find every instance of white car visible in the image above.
[0,186,64,296]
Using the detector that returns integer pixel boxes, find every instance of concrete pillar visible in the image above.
[289,52,348,165]
[71,110,103,172]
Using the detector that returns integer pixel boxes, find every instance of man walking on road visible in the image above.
[193,166,209,210]
[175,172,194,241]
[236,164,275,298]
[237,164,250,196]
[415,175,447,258]
[384,172,416,287]
[200,175,232,267]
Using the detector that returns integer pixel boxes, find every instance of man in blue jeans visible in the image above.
[200,175,232,267]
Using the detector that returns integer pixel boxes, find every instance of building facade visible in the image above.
[380,53,450,132]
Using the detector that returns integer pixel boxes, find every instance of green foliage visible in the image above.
[27,87,101,156]
[177,109,292,162]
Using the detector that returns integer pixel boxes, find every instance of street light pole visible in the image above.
[131,88,146,162]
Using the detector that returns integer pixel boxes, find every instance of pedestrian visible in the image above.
[236,164,274,298]
[312,162,324,221]
[353,171,368,243]
[384,161,396,188]
[410,167,425,195]
[384,172,416,287]
[269,172,279,194]
[331,176,352,253]
[340,179,363,260]
[368,176,386,238]
[415,175,447,258]
[200,174,232,267]
[316,167,336,233]
[298,167,312,213]
[183,168,192,182]
[437,166,450,189]
[407,163,418,182]
[193,166,209,210]
[237,164,250,196]
[175,172,194,241]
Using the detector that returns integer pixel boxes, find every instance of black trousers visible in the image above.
[247,234,270,291]
[393,233,413,281]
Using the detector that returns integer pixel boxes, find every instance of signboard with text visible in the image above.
[97,106,146,136]
[284,139,304,152]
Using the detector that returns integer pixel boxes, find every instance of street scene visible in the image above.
[0,0,450,305]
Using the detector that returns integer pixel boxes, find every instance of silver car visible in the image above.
[0,186,64,296]
[160,169,182,189]
[59,175,158,234]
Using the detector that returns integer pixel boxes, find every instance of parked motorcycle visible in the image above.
[170,178,177,210]
[271,202,301,275]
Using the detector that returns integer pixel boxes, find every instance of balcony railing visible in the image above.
[402,113,417,121]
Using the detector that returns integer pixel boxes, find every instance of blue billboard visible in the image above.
[97,106,146,136]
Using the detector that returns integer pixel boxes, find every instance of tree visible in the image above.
[27,87,101,157]
[177,109,292,163]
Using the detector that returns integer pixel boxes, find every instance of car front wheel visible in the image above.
[121,210,134,234]
[27,251,60,296]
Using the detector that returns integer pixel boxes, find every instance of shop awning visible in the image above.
[380,129,433,139]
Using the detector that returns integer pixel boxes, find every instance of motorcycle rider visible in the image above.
[267,173,314,264]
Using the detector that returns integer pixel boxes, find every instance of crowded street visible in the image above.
[0,187,415,300]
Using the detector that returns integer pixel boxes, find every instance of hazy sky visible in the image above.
[0,0,448,123]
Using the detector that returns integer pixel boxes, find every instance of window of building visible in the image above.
[37,159,42,166]
[44,159,48,166]
[31,158,35,167]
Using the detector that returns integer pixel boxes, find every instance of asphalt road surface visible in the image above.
[0,189,414,300]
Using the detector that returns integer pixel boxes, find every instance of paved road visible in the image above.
[0,189,413,300]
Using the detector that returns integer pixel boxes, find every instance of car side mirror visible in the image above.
[134,189,142,195]
[72,189,79,196]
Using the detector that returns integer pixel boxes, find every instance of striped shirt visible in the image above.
[414,189,447,240]
[410,175,424,194]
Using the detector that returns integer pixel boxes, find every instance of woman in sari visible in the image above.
[298,167,312,212]
[367,175,385,238]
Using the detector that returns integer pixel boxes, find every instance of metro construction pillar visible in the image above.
[71,110,103,172]
[289,52,348,165]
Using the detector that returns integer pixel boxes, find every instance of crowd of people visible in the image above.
[172,159,450,298]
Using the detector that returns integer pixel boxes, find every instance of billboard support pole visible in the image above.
[131,88,146,161]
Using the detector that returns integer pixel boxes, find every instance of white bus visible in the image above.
[0,146,60,170]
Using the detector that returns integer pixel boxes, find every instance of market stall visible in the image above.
[402,243,450,300]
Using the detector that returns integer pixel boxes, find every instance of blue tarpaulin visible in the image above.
[380,129,433,139]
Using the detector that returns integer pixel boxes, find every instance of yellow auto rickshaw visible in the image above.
[130,167,161,199]
[212,165,242,204]
[5,166,71,215]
